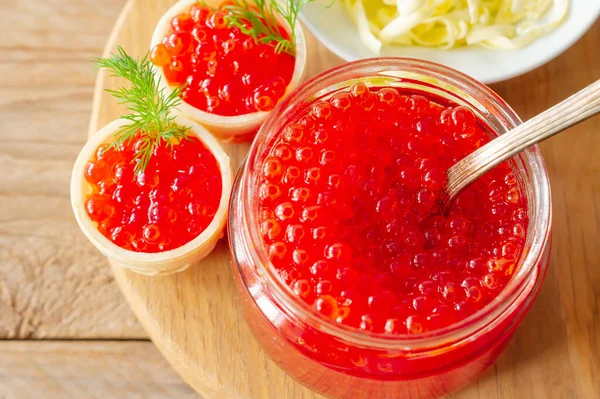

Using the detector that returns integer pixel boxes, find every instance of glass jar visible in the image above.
[228,58,552,399]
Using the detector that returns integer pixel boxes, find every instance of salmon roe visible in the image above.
[256,83,528,334]
[150,2,295,116]
[84,133,222,253]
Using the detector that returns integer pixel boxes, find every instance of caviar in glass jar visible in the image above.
[256,83,528,334]
[150,2,295,116]
[84,133,222,253]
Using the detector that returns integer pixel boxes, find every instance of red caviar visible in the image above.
[256,83,528,334]
[84,133,222,253]
[151,2,295,116]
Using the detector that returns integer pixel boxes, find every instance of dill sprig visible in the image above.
[93,46,189,175]
[222,0,313,55]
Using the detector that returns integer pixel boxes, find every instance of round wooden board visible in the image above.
[89,1,341,397]
[89,1,600,398]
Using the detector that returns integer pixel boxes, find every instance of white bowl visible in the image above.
[300,1,600,84]
[151,0,307,142]
[71,116,232,276]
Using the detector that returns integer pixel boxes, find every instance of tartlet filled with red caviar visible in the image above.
[71,48,232,275]
[150,0,308,142]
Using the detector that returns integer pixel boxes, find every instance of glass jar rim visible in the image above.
[234,58,552,350]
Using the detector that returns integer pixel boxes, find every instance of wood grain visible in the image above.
[0,341,195,398]
[88,0,600,398]
[0,0,145,339]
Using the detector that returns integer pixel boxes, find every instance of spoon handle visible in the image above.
[446,79,600,200]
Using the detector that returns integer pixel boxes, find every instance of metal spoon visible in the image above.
[446,79,600,201]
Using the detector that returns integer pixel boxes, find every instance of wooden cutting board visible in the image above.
[88,1,600,398]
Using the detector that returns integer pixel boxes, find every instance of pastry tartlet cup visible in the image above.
[71,116,232,276]
[150,0,307,142]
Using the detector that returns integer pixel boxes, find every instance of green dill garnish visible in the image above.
[93,46,189,175]
[221,0,313,56]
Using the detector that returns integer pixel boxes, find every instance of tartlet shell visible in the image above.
[71,116,232,276]
[150,0,307,142]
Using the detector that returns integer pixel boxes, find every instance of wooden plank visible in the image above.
[91,0,600,398]
[0,0,145,338]
[0,333,589,398]
[0,341,195,398]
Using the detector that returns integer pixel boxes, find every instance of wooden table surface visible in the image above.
[0,0,598,397]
